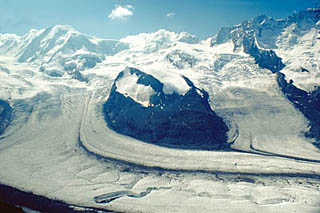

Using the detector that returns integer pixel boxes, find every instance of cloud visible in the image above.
[108,5,134,20]
[166,13,175,18]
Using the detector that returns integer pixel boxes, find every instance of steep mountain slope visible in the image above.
[210,8,320,90]
[209,8,320,145]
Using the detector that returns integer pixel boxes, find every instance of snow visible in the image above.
[0,15,320,212]
[119,29,177,53]
[274,25,320,92]
[162,76,190,95]
[116,68,155,107]
[119,30,199,53]
[177,32,199,44]
[115,67,191,104]
[140,66,191,95]
[0,25,126,75]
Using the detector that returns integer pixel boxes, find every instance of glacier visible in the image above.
[0,8,319,213]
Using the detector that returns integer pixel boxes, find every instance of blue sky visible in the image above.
[0,0,317,39]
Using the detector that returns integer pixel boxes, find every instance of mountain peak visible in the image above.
[0,23,127,76]
[46,25,80,36]
[50,24,77,32]
[177,32,199,44]
[210,8,319,50]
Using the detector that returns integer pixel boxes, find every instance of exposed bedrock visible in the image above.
[242,36,285,73]
[103,67,229,150]
[0,100,12,135]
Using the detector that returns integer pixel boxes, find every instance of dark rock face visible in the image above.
[242,36,285,73]
[71,70,88,83]
[277,73,320,146]
[103,68,229,150]
[0,100,12,135]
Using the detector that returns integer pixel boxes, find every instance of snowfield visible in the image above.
[0,9,320,213]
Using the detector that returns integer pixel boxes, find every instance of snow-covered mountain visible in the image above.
[209,8,320,143]
[210,8,320,90]
[0,8,320,213]
[0,25,128,76]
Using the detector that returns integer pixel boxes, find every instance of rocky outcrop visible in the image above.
[242,36,285,73]
[103,68,229,150]
[71,70,88,83]
[0,100,12,135]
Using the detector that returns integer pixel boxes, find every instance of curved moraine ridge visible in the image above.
[0,100,12,136]
[103,67,229,150]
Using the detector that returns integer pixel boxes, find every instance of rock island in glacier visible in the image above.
[103,67,229,149]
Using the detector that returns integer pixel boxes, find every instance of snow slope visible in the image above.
[0,9,320,213]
